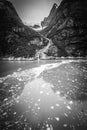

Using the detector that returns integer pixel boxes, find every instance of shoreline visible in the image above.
[0,57,87,61]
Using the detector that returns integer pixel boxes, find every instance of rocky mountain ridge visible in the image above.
[0,0,49,58]
[41,3,58,28]
[40,0,87,57]
[0,0,87,59]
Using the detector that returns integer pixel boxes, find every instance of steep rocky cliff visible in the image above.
[41,0,87,57]
[0,0,47,58]
[41,3,58,28]
[1,0,87,58]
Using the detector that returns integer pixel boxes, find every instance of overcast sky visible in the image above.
[10,0,62,25]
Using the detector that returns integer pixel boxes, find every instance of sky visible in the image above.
[10,0,62,25]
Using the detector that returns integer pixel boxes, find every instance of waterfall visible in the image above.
[35,39,53,60]
[37,51,40,63]
[35,32,53,60]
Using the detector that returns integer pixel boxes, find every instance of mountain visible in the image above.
[0,0,48,58]
[40,0,87,57]
[41,3,58,28]
[1,0,87,59]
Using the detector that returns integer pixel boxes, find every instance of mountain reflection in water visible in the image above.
[0,59,87,130]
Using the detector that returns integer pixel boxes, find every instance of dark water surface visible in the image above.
[0,60,38,77]
[0,60,60,77]
[0,59,87,130]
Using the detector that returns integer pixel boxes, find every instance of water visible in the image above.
[0,60,50,77]
[0,60,63,77]
[0,59,87,130]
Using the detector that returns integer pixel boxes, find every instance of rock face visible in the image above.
[0,0,47,58]
[1,0,87,58]
[41,0,87,57]
[41,3,58,28]
[32,24,40,29]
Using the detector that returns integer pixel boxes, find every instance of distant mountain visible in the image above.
[40,0,87,57]
[32,24,40,29]
[0,0,48,58]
